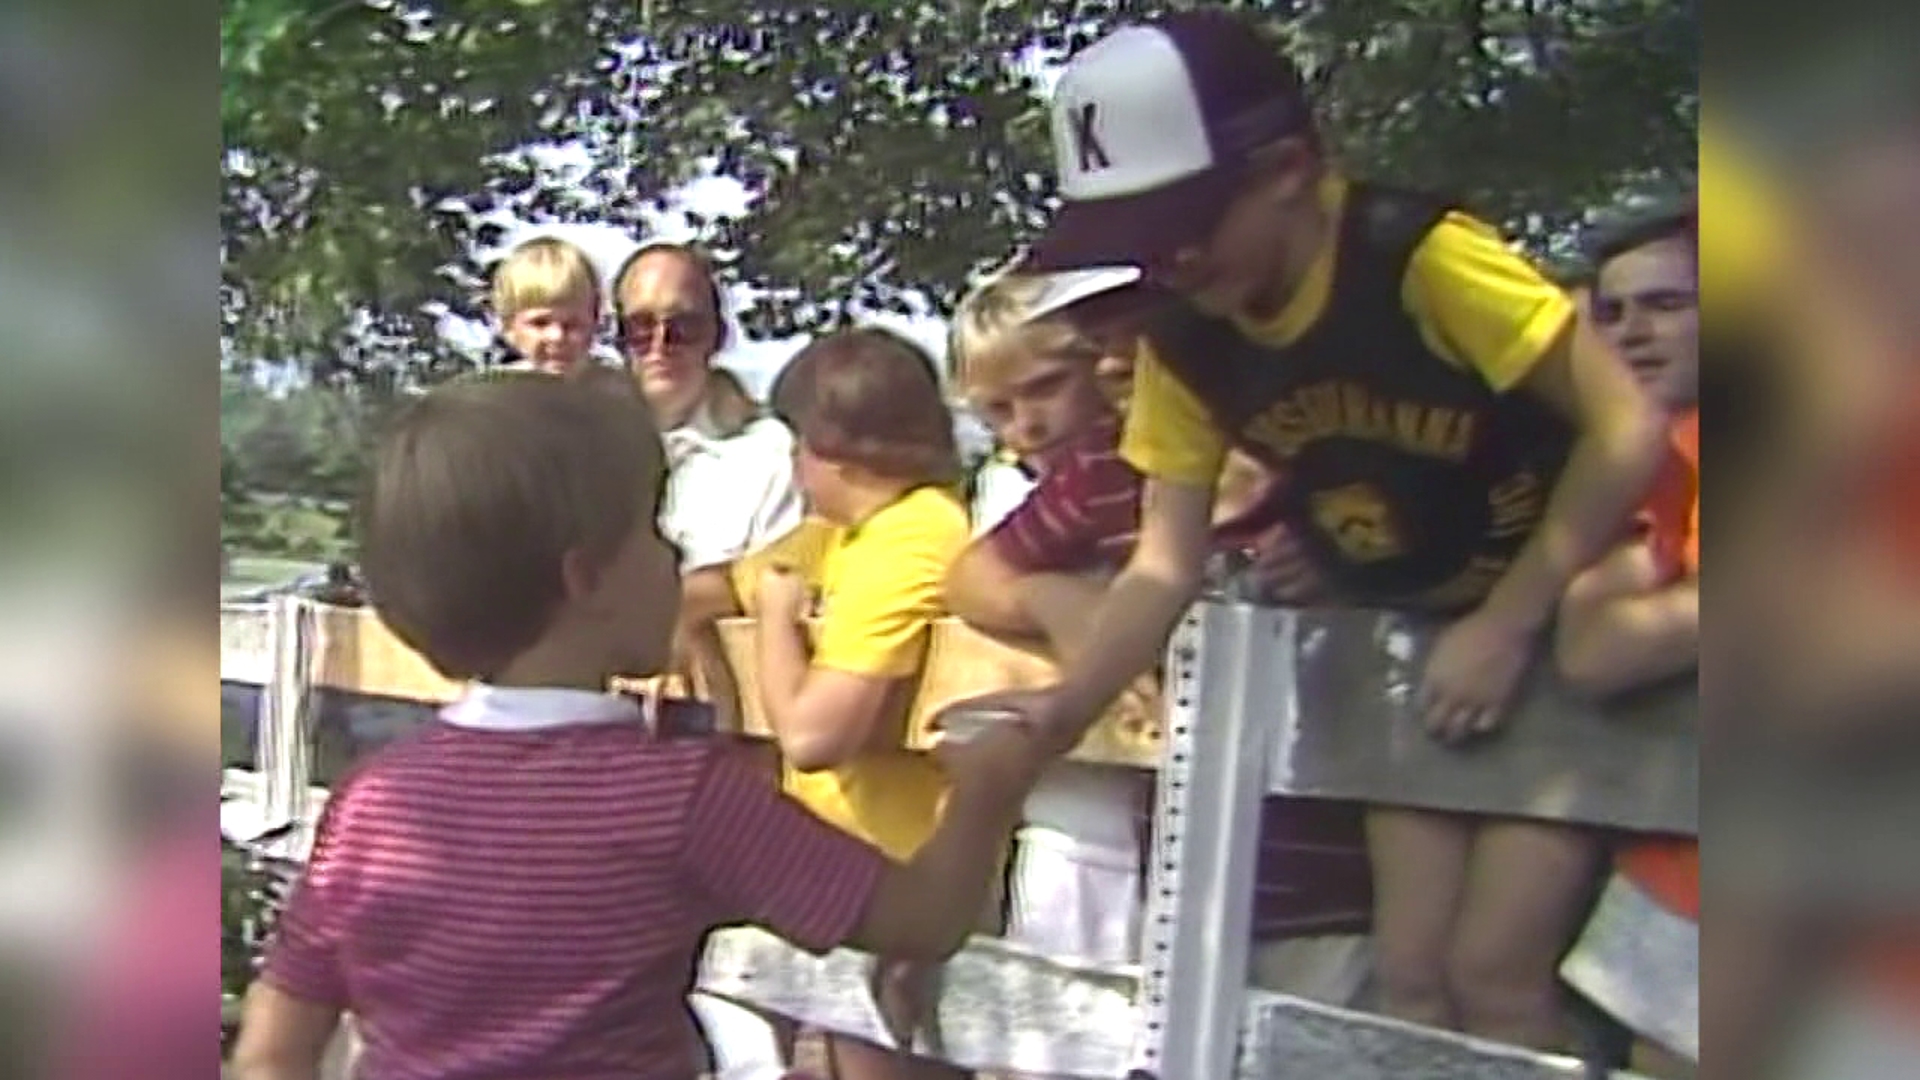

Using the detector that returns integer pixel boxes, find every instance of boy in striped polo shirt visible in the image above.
[229,370,1044,1080]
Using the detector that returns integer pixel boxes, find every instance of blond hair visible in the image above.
[948,272,1105,389]
[491,236,602,321]
[357,371,664,681]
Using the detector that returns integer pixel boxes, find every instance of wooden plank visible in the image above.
[1238,993,1645,1080]
[713,617,1162,768]
[219,605,275,687]
[308,605,461,705]
[697,927,1140,1078]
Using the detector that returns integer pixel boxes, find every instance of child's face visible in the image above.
[965,345,1119,461]
[1592,236,1700,410]
[1149,144,1323,318]
[503,298,598,375]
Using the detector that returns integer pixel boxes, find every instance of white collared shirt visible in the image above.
[970,459,1038,536]
[439,683,641,732]
[659,397,805,572]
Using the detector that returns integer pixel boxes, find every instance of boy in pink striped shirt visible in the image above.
[230,370,1042,1080]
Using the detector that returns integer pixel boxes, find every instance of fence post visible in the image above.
[257,595,316,848]
[1130,599,1285,1080]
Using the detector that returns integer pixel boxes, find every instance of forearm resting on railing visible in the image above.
[1485,324,1669,633]
[1556,547,1699,698]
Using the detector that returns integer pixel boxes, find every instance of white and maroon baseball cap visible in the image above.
[1026,8,1316,277]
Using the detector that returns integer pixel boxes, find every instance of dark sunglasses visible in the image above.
[618,312,713,350]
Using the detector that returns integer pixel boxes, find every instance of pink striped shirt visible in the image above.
[262,685,887,1080]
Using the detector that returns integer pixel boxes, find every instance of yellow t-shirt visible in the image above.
[729,515,838,617]
[782,486,969,860]
[1121,176,1576,486]
[1698,120,1784,321]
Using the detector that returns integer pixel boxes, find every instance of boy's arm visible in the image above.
[680,742,1032,962]
[231,798,353,1080]
[1037,478,1215,752]
[757,507,962,771]
[1013,570,1116,662]
[229,984,343,1080]
[943,541,1046,641]
[753,582,897,771]
[1481,316,1668,635]
[1402,218,1668,732]
[946,445,1113,642]
[1555,542,1700,697]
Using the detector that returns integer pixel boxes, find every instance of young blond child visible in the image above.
[229,370,1043,1080]
[944,272,1376,1008]
[491,236,602,375]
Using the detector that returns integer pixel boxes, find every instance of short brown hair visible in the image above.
[357,371,665,681]
[491,236,602,320]
[771,328,959,486]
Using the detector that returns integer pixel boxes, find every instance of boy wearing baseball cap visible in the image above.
[979,6,1667,1051]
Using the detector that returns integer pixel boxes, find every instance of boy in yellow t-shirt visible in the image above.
[752,327,975,1080]
[961,8,1670,1054]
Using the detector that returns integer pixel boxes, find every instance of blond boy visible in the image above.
[491,236,602,375]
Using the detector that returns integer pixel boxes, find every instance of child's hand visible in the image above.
[755,565,808,623]
[931,720,1045,799]
[1243,524,1327,605]
[1417,609,1536,743]
[868,956,943,1051]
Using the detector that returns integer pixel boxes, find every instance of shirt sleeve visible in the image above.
[1401,212,1576,392]
[679,747,889,954]
[970,461,1038,536]
[812,495,968,678]
[1118,337,1230,486]
[258,791,353,1007]
[988,450,1141,574]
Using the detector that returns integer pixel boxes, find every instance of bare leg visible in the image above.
[1447,818,1604,1050]
[1366,806,1474,1030]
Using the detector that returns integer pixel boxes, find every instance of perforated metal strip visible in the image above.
[1129,600,1284,1080]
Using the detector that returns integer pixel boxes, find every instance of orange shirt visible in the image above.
[1855,393,1920,1005]
[1614,408,1701,921]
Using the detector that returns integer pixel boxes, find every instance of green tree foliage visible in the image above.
[222,0,1697,380]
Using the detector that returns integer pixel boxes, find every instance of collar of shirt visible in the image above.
[664,394,733,467]
[440,683,642,732]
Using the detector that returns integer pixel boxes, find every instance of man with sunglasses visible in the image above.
[958,7,1668,1043]
[614,241,815,1080]
[613,242,803,572]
